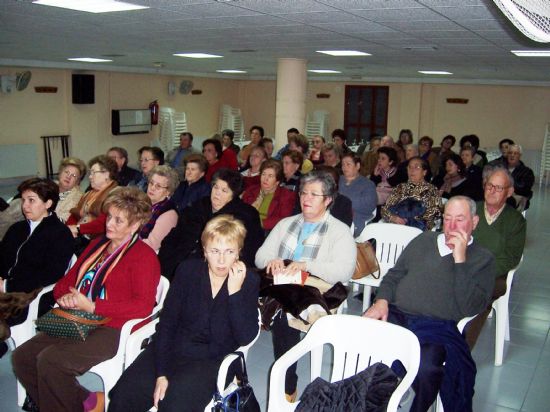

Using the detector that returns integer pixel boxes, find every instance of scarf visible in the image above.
[278,211,330,261]
[140,197,176,239]
[75,233,139,300]
[440,173,466,195]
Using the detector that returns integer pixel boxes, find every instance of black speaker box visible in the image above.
[72,74,95,104]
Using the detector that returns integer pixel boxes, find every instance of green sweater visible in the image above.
[376,232,495,321]
[473,202,526,278]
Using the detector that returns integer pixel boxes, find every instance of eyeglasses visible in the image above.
[407,164,423,170]
[299,191,327,198]
[148,181,168,191]
[206,248,238,257]
[62,170,79,179]
[89,169,107,176]
[140,158,155,163]
[485,183,508,193]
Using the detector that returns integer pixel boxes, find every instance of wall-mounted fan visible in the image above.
[0,70,32,93]
[179,80,194,95]
[16,71,32,91]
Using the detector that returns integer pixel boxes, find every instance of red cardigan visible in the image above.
[53,238,161,329]
[242,184,296,230]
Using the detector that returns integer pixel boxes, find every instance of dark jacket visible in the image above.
[158,196,264,279]
[0,213,74,293]
[506,160,535,209]
[117,165,141,186]
[171,177,211,212]
[242,184,296,230]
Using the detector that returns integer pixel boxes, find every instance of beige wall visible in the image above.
[1,66,548,177]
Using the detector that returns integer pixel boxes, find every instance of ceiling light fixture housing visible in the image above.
[316,50,371,57]
[511,50,550,57]
[216,70,247,74]
[308,69,342,74]
[68,57,113,62]
[173,53,223,58]
[33,0,148,13]
[418,70,453,75]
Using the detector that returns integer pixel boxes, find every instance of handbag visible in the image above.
[35,307,110,341]
[352,240,380,280]
[212,351,260,412]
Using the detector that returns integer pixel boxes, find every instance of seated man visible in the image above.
[504,144,534,211]
[465,166,526,348]
[364,196,495,412]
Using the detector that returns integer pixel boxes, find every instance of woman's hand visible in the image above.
[68,225,78,238]
[154,376,169,408]
[266,259,286,275]
[390,215,406,225]
[57,287,95,313]
[227,260,246,295]
[283,261,306,275]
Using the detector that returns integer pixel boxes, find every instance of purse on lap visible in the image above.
[35,308,110,341]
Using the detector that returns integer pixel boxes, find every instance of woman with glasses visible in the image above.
[67,155,118,252]
[109,214,259,412]
[159,168,264,280]
[136,146,164,191]
[140,165,179,252]
[255,170,356,401]
[381,156,441,231]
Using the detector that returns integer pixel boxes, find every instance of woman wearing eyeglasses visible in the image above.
[109,214,260,412]
[140,165,179,252]
[381,156,441,231]
[67,155,118,253]
[255,170,356,401]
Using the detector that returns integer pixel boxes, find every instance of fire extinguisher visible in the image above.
[149,100,159,125]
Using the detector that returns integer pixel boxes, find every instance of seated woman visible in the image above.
[0,178,74,327]
[313,165,353,227]
[171,154,211,212]
[437,153,483,201]
[12,187,160,412]
[370,146,399,206]
[280,149,303,192]
[0,157,86,238]
[241,146,267,189]
[255,170,356,401]
[140,165,179,252]
[242,159,296,233]
[159,168,264,280]
[381,156,441,231]
[67,155,118,251]
[338,153,377,237]
[109,215,259,411]
[136,147,164,191]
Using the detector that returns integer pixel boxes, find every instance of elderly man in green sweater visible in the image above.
[364,196,495,412]
[465,166,526,348]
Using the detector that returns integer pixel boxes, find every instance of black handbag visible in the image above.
[211,351,260,412]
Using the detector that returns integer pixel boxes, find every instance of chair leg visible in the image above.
[494,305,505,366]
[362,286,372,313]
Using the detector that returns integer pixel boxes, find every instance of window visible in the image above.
[344,85,389,145]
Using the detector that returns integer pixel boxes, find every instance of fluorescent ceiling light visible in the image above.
[216,70,247,74]
[308,69,342,74]
[68,57,113,62]
[33,0,148,13]
[173,53,223,58]
[316,50,371,57]
[511,50,550,57]
[418,70,452,75]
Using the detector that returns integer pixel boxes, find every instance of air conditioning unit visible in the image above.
[111,109,152,135]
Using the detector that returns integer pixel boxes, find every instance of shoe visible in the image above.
[285,390,298,403]
[22,394,39,412]
[83,391,104,412]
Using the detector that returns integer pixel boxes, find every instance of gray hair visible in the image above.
[321,142,342,158]
[446,195,477,217]
[482,165,514,188]
[405,143,418,152]
[300,170,337,206]
[508,144,522,154]
[148,165,180,195]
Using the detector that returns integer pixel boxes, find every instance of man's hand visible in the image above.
[446,229,468,263]
[363,299,389,321]
[227,260,246,295]
[153,376,169,408]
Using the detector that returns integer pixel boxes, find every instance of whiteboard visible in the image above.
[0,144,39,178]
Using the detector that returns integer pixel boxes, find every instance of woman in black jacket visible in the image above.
[0,178,74,325]
[158,168,264,280]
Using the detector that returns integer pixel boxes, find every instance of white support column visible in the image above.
[274,58,307,151]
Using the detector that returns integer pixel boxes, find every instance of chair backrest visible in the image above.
[155,276,170,310]
[305,315,420,411]
[356,223,422,276]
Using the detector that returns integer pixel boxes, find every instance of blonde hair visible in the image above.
[201,214,247,250]
[59,157,87,180]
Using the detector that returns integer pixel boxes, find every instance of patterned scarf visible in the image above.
[75,233,139,300]
[140,197,176,239]
[277,211,330,261]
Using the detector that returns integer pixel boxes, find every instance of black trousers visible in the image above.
[108,344,222,412]
[271,312,301,395]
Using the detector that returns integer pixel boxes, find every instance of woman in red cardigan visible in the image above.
[242,159,296,233]
[12,187,160,412]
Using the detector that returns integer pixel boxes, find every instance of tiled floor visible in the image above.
[1,186,549,411]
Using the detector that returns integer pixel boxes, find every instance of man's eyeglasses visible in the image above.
[485,183,508,193]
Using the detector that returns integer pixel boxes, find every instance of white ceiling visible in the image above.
[1,0,550,83]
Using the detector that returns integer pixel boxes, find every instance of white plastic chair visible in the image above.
[86,276,170,411]
[268,314,421,412]
[351,223,422,312]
